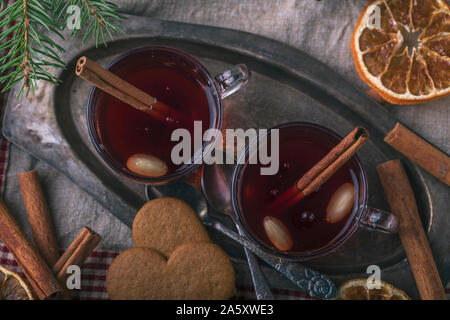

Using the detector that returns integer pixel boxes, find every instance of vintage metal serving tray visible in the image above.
[3,18,448,298]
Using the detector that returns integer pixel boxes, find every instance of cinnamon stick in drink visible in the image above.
[384,123,450,186]
[18,170,59,266]
[53,227,101,284]
[377,160,446,300]
[0,198,63,299]
[297,126,369,196]
[269,127,369,212]
[75,57,182,124]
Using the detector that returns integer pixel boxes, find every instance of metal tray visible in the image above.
[3,17,448,298]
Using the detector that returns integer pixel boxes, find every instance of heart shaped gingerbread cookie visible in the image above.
[106,243,235,300]
[107,197,235,300]
[132,197,210,257]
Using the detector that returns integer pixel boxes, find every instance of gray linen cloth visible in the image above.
[2,0,448,296]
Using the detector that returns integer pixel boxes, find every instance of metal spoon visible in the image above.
[201,163,273,300]
[145,182,337,299]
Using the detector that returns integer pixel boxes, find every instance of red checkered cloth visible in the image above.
[0,244,113,300]
[1,242,449,300]
[0,243,315,300]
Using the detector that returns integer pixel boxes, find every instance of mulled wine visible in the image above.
[236,123,361,254]
[88,47,215,182]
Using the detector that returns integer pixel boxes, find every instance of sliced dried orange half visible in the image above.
[0,265,34,300]
[336,279,410,300]
[352,0,450,104]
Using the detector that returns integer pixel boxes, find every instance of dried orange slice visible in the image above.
[0,265,34,300]
[352,0,450,104]
[336,279,410,300]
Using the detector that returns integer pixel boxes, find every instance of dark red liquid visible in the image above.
[93,48,213,175]
[238,124,359,254]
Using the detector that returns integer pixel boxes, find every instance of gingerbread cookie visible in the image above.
[132,197,210,257]
[106,243,235,300]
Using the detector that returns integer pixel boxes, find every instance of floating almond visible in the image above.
[126,153,169,178]
[326,183,355,223]
[263,216,293,251]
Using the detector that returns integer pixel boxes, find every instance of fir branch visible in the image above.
[0,0,65,96]
[0,0,126,97]
[56,0,126,47]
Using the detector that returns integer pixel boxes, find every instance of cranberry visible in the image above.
[293,211,316,228]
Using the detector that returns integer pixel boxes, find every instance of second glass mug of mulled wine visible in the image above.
[231,122,400,261]
[86,46,249,185]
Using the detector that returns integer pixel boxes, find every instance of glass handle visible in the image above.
[361,206,400,233]
[215,64,250,99]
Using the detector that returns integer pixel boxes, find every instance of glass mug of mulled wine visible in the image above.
[231,122,399,261]
[86,46,249,185]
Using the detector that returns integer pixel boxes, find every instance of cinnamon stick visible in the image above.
[76,57,181,124]
[269,127,369,212]
[384,123,450,186]
[0,198,63,299]
[297,126,369,196]
[377,160,446,300]
[53,227,101,284]
[18,170,59,266]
